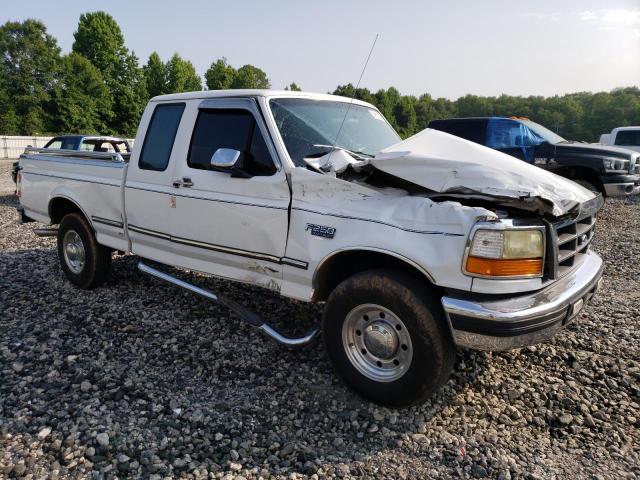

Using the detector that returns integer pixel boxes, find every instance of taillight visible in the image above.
[16,171,22,197]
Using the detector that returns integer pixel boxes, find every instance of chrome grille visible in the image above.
[552,214,596,278]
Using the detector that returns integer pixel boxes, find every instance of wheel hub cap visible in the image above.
[341,304,413,382]
[63,230,86,274]
[363,322,398,359]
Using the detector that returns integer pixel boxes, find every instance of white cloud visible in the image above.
[580,11,598,21]
[523,8,640,26]
[601,8,640,27]
[520,12,561,22]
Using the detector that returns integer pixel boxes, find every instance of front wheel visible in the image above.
[57,213,111,289]
[574,179,600,194]
[323,269,456,407]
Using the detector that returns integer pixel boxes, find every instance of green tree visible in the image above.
[414,94,434,130]
[72,12,147,135]
[52,52,112,134]
[72,12,126,82]
[456,94,494,117]
[205,58,236,90]
[232,64,270,89]
[0,67,19,133]
[111,51,148,136]
[285,82,301,91]
[165,53,202,93]
[144,52,167,98]
[0,19,61,134]
[392,96,417,137]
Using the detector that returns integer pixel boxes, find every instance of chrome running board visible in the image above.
[138,262,319,347]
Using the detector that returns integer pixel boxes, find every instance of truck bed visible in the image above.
[18,149,129,251]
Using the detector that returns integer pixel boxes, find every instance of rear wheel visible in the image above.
[57,213,111,289]
[323,269,456,407]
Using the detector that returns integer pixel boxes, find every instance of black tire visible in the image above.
[322,269,456,407]
[57,212,111,289]
[574,179,600,194]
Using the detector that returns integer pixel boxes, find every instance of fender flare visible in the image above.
[312,246,437,291]
[48,189,94,230]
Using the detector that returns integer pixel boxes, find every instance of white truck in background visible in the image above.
[16,90,604,406]
[599,126,640,154]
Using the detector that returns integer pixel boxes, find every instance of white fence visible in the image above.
[1,136,53,159]
[1,136,135,159]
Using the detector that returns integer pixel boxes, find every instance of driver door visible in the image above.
[169,98,290,290]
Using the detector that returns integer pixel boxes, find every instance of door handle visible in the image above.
[172,177,194,188]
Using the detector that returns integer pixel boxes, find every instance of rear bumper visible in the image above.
[601,174,640,196]
[441,250,604,351]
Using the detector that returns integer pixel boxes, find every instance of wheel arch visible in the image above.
[48,195,93,227]
[554,166,604,195]
[312,248,439,302]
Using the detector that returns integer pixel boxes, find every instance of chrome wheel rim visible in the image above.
[342,304,413,382]
[63,230,85,274]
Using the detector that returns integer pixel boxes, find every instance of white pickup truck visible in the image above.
[16,90,605,406]
[600,126,640,154]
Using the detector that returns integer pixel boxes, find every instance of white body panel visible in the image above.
[167,99,291,291]
[18,90,599,305]
[19,156,128,251]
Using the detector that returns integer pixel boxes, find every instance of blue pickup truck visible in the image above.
[428,117,640,196]
[43,135,131,153]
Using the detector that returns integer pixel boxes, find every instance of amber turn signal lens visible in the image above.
[466,257,543,277]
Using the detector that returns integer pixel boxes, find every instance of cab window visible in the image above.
[615,130,640,147]
[188,109,276,176]
[139,103,185,171]
[486,119,544,149]
[61,138,77,150]
[46,138,63,149]
[429,119,486,145]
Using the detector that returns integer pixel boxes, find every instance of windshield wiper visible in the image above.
[312,144,374,160]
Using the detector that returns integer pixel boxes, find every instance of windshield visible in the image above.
[521,119,566,144]
[269,98,401,167]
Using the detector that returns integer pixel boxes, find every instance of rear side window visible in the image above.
[61,138,77,150]
[188,109,276,176]
[615,130,640,146]
[429,120,486,144]
[139,103,185,171]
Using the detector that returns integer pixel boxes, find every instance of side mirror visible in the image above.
[211,148,242,170]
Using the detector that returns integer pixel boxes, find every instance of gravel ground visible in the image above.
[0,158,638,479]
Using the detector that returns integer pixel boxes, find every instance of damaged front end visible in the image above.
[304,128,600,222]
[273,96,605,351]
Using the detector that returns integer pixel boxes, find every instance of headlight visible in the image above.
[603,157,629,171]
[465,229,544,277]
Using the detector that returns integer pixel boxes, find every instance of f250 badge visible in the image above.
[305,223,336,239]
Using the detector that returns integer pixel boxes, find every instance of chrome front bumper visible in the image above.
[603,182,640,196]
[441,250,604,351]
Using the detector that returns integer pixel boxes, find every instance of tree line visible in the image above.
[1,12,638,141]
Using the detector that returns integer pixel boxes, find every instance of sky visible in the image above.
[2,0,639,99]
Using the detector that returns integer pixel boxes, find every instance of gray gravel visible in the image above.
[1,160,639,479]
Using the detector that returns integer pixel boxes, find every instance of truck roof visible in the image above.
[150,89,376,109]
[51,135,129,142]
[611,126,640,132]
[429,117,532,122]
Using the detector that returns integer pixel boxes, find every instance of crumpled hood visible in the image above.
[372,128,597,218]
